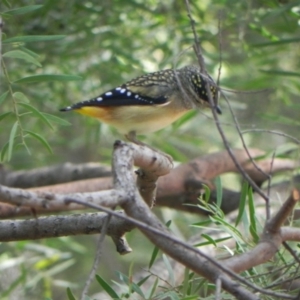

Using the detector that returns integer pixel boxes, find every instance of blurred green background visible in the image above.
[1,0,300,299]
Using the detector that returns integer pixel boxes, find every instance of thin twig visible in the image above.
[242,129,300,145]
[266,152,275,219]
[184,0,206,74]
[80,213,112,299]
[0,16,2,74]
[217,14,223,86]
[222,93,271,199]
[283,241,300,265]
[265,189,299,233]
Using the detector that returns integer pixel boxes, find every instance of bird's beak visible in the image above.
[215,105,222,114]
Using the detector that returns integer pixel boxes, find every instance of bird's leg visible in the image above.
[125,131,173,164]
[125,131,143,145]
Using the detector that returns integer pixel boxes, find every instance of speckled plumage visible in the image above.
[60,65,220,135]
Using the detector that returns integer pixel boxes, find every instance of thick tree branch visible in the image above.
[0,149,296,218]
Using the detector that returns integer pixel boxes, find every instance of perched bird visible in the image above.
[60,65,221,141]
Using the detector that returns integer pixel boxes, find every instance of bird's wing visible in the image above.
[60,70,178,111]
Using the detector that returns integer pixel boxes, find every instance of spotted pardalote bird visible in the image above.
[60,65,221,141]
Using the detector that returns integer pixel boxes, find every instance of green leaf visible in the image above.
[95,275,120,299]
[194,236,231,247]
[1,141,9,162]
[3,5,43,15]
[202,184,211,203]
[42,113,71,126]
[2,0,11,8]
[137,275,151,287]
[172,110,197,130]
[14,74,82,84]
[18,102,53,129]
[162,254,175,286]
[259,113,300,126]
[260,69,300,77]
[149,220,171,269]
[275,143,299,157]
[201,234,217,246]
[24,130,53,154]
[13,92,30,103]
[20,47,40,58]
[251,37,300,47]
[116,271,145,298]
[182,268,192,297]
[7,121,18,161]
[0,91,9,105]
[248,187,259,243]
[3,35,65,44]
[66,287,76,300]
[0,112,12,122]
[149,242,160,269]
[145,277,158,300]
[215,177,222,207]
[235,181,248,226]
[3,50,42,67]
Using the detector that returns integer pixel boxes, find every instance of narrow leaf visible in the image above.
[3,35,65,44]
[14,74,82,84]
[42,113,71,126]
[116,271,145,298]
[182,268,190,296]
[3,5,43,15]
[0,112,12,122]
[7,121,18,161]
[2,0,11,8]
[260,69,300,77]
[251,37,300,47]
[137,275,151,288]
[18,102,53,129]
[275,143,299,157]
[194,236,231,247]
[20,47,40,58]
[202,184,211,203]
[145,277,158,300]
[3,50,42,67]
[215,177,222,207]
[13,92,30,103]
[162,254,175,286]
[24,130,53,154]
[1,141,9,162]
[201,234,217,246]
[259,113,300,126]
[95,275,120,299]
[235,181,248,226]
[172,110,197,130]
[248,187,259,242]
[66,287,76,300]
[149,220,171,269]
[0,91,9,105]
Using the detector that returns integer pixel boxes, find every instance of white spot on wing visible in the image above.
[105,92,112,96]
[127,91,131,96]
[115,87,121,90]
[97,97,103,101]
[120,88,126,93]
